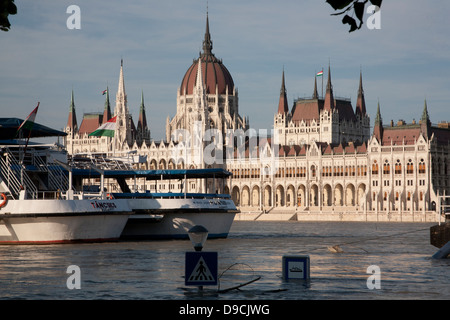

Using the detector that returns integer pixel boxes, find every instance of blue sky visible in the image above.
[1,1,449,141]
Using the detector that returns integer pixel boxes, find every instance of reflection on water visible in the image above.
[0,221,448,300]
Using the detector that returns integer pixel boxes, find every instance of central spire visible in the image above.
[202,10,213,56]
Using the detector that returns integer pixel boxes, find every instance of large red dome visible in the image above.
[180,55,234,95]
[179,14,234,95]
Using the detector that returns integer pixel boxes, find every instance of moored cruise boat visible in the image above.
[0,195,132,244]
[115,192,238,239]
[0,119,132,244]
[70,159,238,240]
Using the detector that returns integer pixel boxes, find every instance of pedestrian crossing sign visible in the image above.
[185,251,218,286]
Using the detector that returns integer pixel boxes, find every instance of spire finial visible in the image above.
[313,74,318,99]
[421,99,430,123]
[375,100,382,125]
[277,68,289,114]
[356,68,366,115]
[70,88,74,109]
[420,99,431,138]
[202,6,213,55]
[280,67,286,95]
[326,62,332,93]
[323,61,334,111]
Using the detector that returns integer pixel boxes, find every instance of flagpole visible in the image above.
[113,119,117,157]
[18,102,40,161]
[321,68,324,99]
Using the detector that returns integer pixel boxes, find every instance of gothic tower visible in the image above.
[114,59,135,150]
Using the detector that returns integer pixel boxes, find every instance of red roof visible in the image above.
[78,113,102,135]
[291,99,322,124]
[381,126,421,146]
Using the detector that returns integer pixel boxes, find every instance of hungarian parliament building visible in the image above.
[64,15,450,221]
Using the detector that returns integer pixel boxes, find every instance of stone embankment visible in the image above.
[235,207,440,222]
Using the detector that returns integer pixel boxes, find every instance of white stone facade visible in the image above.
[63,14,449,221]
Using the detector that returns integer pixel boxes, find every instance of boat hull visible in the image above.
[0,199,131,244]
[120,198,237,240]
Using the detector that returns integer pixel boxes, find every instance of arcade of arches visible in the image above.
[229,183,366,209]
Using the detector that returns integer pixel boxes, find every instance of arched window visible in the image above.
[407,159,414,174]
[419,159,426,174]
[383,160,390,175]
[311,165,316,178]
[395,160,402,175]
[372,160,379,175]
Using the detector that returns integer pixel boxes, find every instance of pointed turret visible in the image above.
[137,90,150,144]
[420,99,431,139]
[312,75,319,99]
[116,59,127,114]
[66,90,78,136]
[114,59,134,149]
[277,69,289,115]
[373,101,383,142]
[356,70,367,116]
[102,86,111,124]
[138,90,147,130]
[323,64,334,111]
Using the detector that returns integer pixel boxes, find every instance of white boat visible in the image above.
[70,163,238,240]
[117,193,238,240]
[0,195,131,244]
[0,122,132,244]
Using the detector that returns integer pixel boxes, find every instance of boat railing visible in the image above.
[0,148,38,199]
[110,192,232,200]
[32,153,71,192]
[71,153,134,171]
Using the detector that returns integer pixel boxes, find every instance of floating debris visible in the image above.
[328,245,344,253]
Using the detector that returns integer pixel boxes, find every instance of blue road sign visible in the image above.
[282,255,310,281]
[185,251,218,286]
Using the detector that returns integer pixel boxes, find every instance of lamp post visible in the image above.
[188,225,209,252]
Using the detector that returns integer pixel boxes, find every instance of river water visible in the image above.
[0,221,448,301]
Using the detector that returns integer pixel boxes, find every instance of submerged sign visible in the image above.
[185,251,218,286]
[282,255,310,281]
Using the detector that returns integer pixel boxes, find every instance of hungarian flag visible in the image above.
[16,102,40,137]
[89,116,116,137]
[316,70,323,77]
[102,89,108,95]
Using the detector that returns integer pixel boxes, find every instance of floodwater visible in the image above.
[0,221,448,301]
